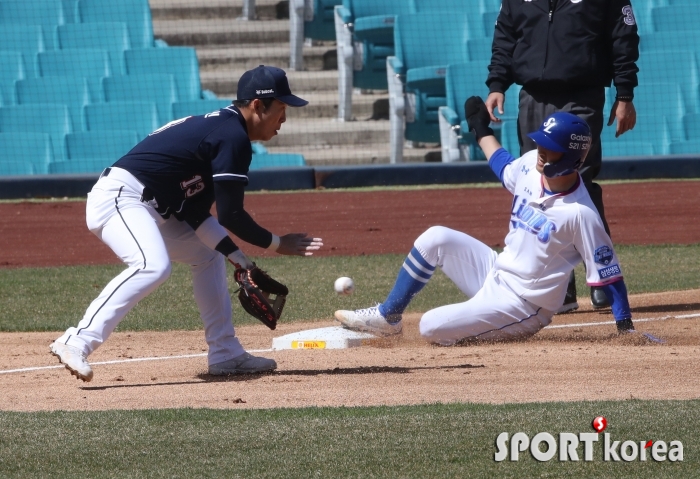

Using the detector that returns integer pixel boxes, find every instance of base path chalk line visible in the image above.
[545,312,700,329]
[2,312,699,376]
[0,349,271,376]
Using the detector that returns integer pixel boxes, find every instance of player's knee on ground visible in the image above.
[418,311,465,346]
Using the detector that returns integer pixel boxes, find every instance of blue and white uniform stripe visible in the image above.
[402,247,435,283]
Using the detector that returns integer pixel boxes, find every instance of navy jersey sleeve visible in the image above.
[201,110,253,185]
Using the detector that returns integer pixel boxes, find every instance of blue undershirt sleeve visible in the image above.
[601,279,632,322]
[488,148,516,183]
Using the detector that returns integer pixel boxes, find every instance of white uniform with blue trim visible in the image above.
[416,150,624,345]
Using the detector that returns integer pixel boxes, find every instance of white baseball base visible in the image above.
[272,326,376,350]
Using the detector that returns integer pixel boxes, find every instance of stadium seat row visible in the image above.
[0,128,306,176]
[0,46,207,104]
[0,0,158,49]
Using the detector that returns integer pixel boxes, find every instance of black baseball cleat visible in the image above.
[590,286,610,309]
[616,318,634,333]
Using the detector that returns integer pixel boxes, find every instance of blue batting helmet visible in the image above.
[527,112,592,178]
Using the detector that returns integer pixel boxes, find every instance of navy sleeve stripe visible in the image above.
[213,173,248,180]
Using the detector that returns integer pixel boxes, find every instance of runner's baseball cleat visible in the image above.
[49,342,93,382]
[335,306,403,337]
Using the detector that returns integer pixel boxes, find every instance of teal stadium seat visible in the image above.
[602,137,656,157]
[0,104,72,161]
[0,0,65,49]
[680,113,700,142]
[250,153,306,170]
[84,101,159,139]
[61,0,79,23]
[439,61,492,161]
[335,0,493,121]
[290,0,342,70]
[438,61,519,162]
[601,113,671,156]
[103,74,177,124]
[633,82,689,119]
[0,132,53,174]
[0,160,35,176]
[16,77,91,131]
[336,0,413,90]
[0,25,45,78]
[172,99,233,119]
[49,129,138,173]
[499,120,520,155]
[638,31,700,54]
[668,139,700,155]
[57,22,131,75]
[414,0,497,38]
[125,48,202,101]
[636,50,699,94]
[38,49,111,101]
[334,0,414,120]
[0,51,25,105]
[388,12,471,161]
[77,0,155,49]
[467,37,494,62]
[651,6,698,32]
[305,0,341,41]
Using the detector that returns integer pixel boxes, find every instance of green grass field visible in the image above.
[0,401,696,478]
[1,244,699,332]
[1,244,698,477]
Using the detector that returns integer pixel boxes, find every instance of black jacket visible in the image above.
[487,0,639,98]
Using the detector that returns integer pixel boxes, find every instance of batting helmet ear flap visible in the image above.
[528,112,592,178]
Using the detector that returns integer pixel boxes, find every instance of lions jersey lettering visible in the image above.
[511,195,557,243]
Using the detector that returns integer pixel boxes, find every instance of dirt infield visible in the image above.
[0,181,698,411]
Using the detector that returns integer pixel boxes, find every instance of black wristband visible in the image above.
[615,95,633,102]
[471,124,495,140]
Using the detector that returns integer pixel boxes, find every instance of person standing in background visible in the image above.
[484,0,640,312]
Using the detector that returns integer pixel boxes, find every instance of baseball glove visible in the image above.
[234,265,288,330]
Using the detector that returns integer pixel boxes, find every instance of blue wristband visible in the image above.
[488,148,515,183]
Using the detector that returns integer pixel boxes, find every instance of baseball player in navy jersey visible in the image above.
[336,97,635,344]
[49,65,323,381]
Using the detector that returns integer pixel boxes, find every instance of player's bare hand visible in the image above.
[277,233,323,256]
[485,92,505,123]
[607,100,637,138]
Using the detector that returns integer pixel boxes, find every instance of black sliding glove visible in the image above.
[464,96,495,140]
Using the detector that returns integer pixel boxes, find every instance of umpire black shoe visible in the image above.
[590,286,610,309]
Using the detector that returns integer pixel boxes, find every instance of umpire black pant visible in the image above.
[517,86,610,236]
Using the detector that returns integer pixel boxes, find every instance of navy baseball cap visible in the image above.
[237,65,308,107]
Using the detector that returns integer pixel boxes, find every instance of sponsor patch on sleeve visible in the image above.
[598,264,621,279]
[594,245,614,265]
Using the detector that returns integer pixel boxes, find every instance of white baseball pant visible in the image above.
[54,168,245,365]
[414,226,553,345]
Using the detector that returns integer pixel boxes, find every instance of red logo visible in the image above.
[592,416,607,433]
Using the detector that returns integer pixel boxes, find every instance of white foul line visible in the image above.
[0,349,272,376]
[1,313,699,376]
[545,312,700,329]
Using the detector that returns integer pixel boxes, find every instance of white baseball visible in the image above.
[334,276,355,295]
